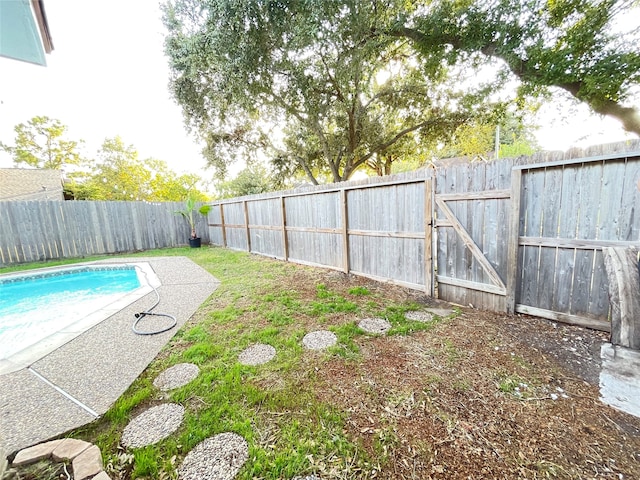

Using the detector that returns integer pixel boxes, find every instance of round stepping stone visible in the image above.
[154,363,200,391]
[293,476,321,480]
[358,318,391,334]
[405,310,434,322]
[302,330,337,350]
[178,432,248,480]
[121,403,184,448]
[426,307,455,318]
[238,343,276,366]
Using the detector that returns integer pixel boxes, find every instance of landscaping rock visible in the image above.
[72,445,103,480]
[302,331,337,350]
[51,438,91,461]
[178,432,248,480]
[11,439,64,466]
[154,363,200,391]
[92,471,112,480]
[238,344,276,366]
[121,403,185,448]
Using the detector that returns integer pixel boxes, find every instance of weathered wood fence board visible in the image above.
[514,153,640,330]
[434,158,512,312]
[207,141,640,332]
[0,200,208,266]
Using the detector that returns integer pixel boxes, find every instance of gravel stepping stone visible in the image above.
[178,432,248,480]
[405,311,434,322]
[121,403,185,448]
[426,307,455,318]
[293,476,321,480]
[154,363,200,391]
[238,343,276,365]
[302,330,337,350]
[358,318,391,334]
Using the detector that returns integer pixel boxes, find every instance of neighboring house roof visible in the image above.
[0,168,63,201]
[0,0,54,66]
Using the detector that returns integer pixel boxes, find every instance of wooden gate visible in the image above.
[434,160,513,312]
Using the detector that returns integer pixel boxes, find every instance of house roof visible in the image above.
[0,168,63,201]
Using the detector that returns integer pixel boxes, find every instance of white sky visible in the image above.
[0,0,637,179]
[0,0,206,176]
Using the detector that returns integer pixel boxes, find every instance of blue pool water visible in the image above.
[0,266,141,361]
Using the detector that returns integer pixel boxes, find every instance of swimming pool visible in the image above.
[0,263,161,374]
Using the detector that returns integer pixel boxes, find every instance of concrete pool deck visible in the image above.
[0,256,220,455]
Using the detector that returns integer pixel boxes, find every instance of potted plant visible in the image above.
[176,195,212,248]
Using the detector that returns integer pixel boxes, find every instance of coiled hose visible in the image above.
[132,266,177,335]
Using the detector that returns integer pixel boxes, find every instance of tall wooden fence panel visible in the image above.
[220,201,249,251]
[285,191,344,269]
[209,170,434,292]
[347,180,428,290]
[248,197,285,259]
[513,153,640,330]
[0,200,208,266]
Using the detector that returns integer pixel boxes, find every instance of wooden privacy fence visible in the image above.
[209,141,640,331]
[0,200,209,266]
[210,170,432,292]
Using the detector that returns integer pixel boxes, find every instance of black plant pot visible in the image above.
[189,237,202,248]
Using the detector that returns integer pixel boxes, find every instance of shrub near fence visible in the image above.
[0,200,210,266]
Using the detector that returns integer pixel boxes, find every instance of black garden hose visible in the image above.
[132,268,177,335]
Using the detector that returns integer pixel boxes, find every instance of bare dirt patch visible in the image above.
[249,264,640,479]
[310,296,640,479]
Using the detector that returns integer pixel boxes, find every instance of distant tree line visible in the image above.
[0,116,208,201]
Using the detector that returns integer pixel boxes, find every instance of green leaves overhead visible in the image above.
[163,0,500,183]
[70,136,205,201]
[394,0,640,133]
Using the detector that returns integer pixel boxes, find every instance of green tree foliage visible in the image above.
[387,0,640,135]
[443,114,539,161]
[0,116,83,170]
[217,166,274,199]
[66,136,205,201]
[163,0,502,184]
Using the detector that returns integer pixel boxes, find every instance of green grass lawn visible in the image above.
[7,247,640,480]
[3,247,440,479]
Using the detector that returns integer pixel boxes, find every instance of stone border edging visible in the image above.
[10,438,109,480]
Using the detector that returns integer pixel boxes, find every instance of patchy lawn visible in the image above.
[9,247,640,479]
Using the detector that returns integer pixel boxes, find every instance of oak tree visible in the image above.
[163,0,497,183]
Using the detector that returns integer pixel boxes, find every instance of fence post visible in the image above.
[603,247,640,349]
[600,246,640,418]
[280,195,289,261]
[505,168,522,314]
[341,189,350,273]
[243,200,251,252]
[219,204,227,247]
[424,176,433,296]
